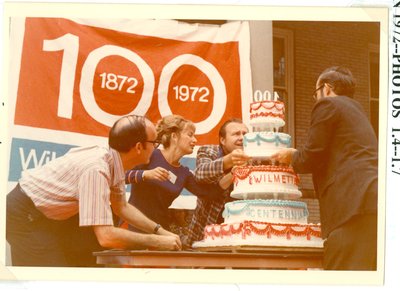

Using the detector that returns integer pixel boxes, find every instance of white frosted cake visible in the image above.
[230,165,302,200]
[249,100,285,131]
[192,91,323,250]
[222,199,308,224]
[243,132,291,158]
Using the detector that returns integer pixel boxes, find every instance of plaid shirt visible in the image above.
[184,145,234,248]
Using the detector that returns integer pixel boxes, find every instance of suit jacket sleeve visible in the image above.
[292,98,338,174]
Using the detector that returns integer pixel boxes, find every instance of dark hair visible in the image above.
[108,115,148,153]
[219,118,244,139]
[318,66,356,98]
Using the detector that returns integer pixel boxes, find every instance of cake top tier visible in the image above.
[250,101,285,118]
[249,100,285,132]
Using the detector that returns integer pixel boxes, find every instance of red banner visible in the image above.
[13,18,250,144]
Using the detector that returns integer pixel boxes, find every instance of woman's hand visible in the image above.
[143,167,170,181]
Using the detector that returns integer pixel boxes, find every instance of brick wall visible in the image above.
[274,21,380,198]
[299,198,321,224]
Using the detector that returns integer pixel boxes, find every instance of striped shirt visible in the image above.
[19,146,125,226]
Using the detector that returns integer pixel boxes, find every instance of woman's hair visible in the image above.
[156,115,195,148]
[108,115,147,153]
[318,66,356,98]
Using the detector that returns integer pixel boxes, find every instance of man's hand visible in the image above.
[270,148,297,165]
[93,225,182,251]
[158,227,181,240]
[224,149,251,170]
[148,226,182,251]
[152,233,182,251]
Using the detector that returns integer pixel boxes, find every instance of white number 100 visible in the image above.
[42,33,226,134]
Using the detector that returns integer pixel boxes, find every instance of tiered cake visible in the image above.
[192,91,323,249]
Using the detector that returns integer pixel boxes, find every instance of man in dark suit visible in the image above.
[272,66,378,270]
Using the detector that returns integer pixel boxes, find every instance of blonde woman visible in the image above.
[124,115,225,234]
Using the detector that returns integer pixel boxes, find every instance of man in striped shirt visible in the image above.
[184,118,251,248]
[6,115,181,267]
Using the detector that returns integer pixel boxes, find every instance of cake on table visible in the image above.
[192,91,323,250]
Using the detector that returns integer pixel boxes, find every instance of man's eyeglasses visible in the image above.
[313,84,325,101]
[145,140,160,148]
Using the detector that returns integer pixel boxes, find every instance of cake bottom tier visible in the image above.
[192,220,324,249]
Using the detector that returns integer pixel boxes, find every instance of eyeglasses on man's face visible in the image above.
[144,140,160,148]
[313,84,325,101]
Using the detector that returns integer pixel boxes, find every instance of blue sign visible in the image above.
[8,138,76,181]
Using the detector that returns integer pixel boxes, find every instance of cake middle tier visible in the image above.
[231,165,302,199]
[223,199,309,224]
[243,131,291,159]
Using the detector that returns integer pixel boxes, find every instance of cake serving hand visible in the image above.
[271,148,297,165]
[229,149,251,167]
